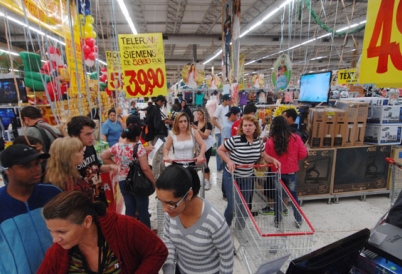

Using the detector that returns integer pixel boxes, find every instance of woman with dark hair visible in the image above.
[156,165,233,274]
[37,191,168,273]
[100,124,155,228]
[101,108,125,147]
[179,100,193,122]
[191,107,214,190]
[217,114,280,227]
[264,116,307,228]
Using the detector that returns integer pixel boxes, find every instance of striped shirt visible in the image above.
[224,135,263,177]
[162,199,233,274]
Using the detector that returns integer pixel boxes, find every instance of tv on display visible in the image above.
[298,71,332,105]
[0,78,28,104]
[0,108,16,129]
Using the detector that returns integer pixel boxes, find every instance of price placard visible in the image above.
[337,68,357,85]
[106,51,123,90]
[360,0,402,86]
[118,33,167,97]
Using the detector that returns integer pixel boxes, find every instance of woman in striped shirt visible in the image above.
[217,114,280,227]
[156,165,233,274]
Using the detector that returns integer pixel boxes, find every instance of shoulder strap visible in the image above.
[35,122,62,139]
[132,143,140,161]
[34,125,52,152]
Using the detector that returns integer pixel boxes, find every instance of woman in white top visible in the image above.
[163,112,206,165]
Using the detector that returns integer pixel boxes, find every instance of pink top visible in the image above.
[265,134,307,174]
[109,142,147,181]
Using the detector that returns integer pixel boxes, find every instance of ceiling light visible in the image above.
[96,59,107,65]
[117,0,138,34]
[203,49,222,65]
[310,56,326,61]
[0,49,19,57]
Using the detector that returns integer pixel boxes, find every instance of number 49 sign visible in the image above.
[360,0,402,86]
[118,33,167,98]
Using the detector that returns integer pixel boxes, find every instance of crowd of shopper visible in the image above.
[0,96,308,273]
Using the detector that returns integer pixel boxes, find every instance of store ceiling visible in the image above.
[0,0,368,87]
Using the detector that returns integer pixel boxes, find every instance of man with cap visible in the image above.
[222,107,241,142]
[0,144,61,273]
[145,95,172,177]
[231,103,257,137]
[212,94,232,172]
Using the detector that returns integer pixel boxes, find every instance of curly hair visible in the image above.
[197,107,212,126]
[45,137,83,191]
[172,112,191,135]
[269,116,292,156]
[238,114,261,138]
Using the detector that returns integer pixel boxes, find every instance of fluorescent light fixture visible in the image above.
[203,49,222,65]
[317,33,331,39]
[245,60,256,65]
[336,23,359,33]
[96,59,107,65]
[117,0,138,34]
[310,56,326,61]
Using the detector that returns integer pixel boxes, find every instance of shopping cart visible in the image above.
[385,157,402,206]
[232,164,315,273]
[156,159,205,237]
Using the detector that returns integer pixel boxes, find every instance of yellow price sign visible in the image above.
[360,0,402,86]
[337,68,357,85]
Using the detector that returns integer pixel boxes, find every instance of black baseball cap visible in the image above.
[1,144,50,168]
[154,95,167,103]
[225,106,241,117]
[222,94,232,101]
[126,115,146,127]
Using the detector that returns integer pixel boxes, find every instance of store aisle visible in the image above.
[151,155,391,273]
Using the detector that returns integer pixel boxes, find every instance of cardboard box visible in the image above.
[368,105,402,124]
[344,122,356,147]
[335,101,359,123]
[322,109,336,147]
[353,122,367,146]
[333,109,348,147]
[308,108,326,148]
[333,145,391,193]
[364,124,402,145]
[355,101,369,123]
[297,148,335,196]
[358,250,402,274]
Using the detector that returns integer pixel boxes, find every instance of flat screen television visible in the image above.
[0,108,16,129]
[299,71,332,106]
[0,78,28,104]
[286,228,370,274]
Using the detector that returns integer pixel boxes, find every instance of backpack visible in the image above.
[34,122,64,152]
[141,105,156,142]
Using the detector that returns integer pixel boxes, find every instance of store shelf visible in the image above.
[333,189,391,203]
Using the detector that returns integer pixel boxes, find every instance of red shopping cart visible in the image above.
[156,159,206,237]
[232,164,315,273]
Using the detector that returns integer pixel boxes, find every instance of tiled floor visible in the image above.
[151,156,391,273]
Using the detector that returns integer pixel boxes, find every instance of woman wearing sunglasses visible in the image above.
[156,165,233,274]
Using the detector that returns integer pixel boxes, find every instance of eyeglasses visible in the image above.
[165,187,192,210]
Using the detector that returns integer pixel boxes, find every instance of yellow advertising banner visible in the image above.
[360,0,402,86]
[106,51,123,90]
[337,68,357,85]
[0,0,70,37]
[118,33,167,98]
[65,10,84,95]
[238,53,245,90]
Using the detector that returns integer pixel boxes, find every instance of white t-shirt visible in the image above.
[213,104,229,134]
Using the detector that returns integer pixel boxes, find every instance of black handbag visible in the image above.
[125,143,155,197]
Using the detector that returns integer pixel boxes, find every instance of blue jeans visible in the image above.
[223,169,253,227]
[119,180,150,228]
[215,133,224,171]
[281,173,302,223]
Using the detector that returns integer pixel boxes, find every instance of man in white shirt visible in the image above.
[212,94,231,200]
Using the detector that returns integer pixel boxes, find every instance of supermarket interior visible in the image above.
[1,0,402,273]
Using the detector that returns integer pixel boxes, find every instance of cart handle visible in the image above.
[385,157,395,164]
[235,164,274,168]
[164,159,206,163]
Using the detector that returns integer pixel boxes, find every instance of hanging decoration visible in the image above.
[252,73,264,89]
[271,54,292,92]
[205,74,222,89]
[79,0,98,67]
[181,63,205,89]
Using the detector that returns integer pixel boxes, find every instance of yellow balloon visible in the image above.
[85,24,93,33]
[86,15,95,24]
[79,14,85,25]
[84,30,91,39]
[91,31,97,39]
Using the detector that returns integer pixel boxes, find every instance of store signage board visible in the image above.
[0,0,71,37]
[337,68,357,85]
[360,0,402,86]
[118,33,167,98]
[106,51,123,91]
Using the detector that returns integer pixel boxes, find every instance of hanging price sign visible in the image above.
[106,51,123,90]
[118,33,167,98]
[360,0,402,86]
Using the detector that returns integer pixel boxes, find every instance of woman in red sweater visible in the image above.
[37,191,167,274]
[264,116,307,228]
